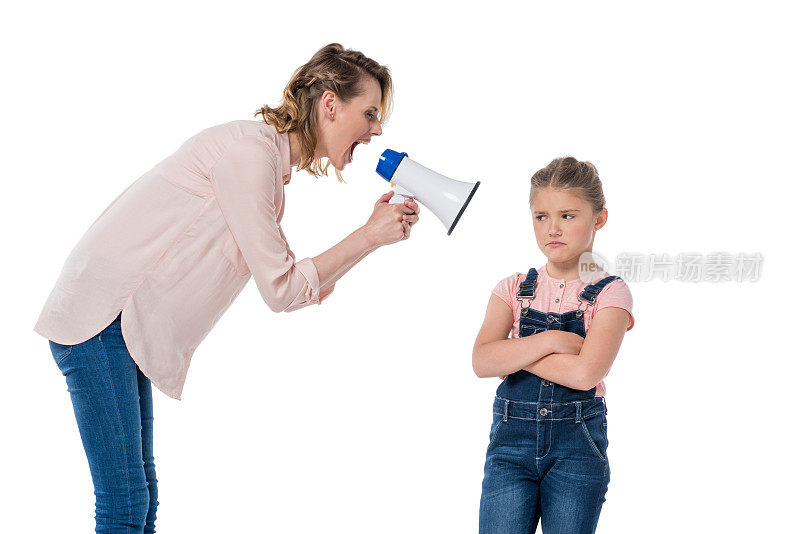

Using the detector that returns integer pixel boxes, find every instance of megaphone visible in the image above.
[375,149,480,235]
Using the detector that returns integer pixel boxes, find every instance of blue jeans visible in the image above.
[479,396,610,533]
[49,312,159,533]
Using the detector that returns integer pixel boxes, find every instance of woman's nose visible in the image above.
[371,122,383,136]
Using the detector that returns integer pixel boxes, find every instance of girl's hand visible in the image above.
[363,192,420,247]
[549,331,585,355]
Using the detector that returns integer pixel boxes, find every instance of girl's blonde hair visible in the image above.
[529,157,606,213]
[254,43,393,181]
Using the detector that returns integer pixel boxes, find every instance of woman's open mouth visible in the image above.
[345,139,368,164]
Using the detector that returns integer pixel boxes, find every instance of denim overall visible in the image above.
[479,268,621,534]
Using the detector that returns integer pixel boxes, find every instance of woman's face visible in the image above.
[530,187,607,263]
[316,77,384,171]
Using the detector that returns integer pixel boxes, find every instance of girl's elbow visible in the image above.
[472,347,488,378]
[575,371,601,391]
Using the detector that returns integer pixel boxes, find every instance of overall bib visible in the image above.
[479,268,620,534]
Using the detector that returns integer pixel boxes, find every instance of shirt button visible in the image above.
[555,299,559,303]
[559,284,564,288]
[539,408,548,416]
[542,380,551,387]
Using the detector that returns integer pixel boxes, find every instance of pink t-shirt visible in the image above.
[492,263,634,397]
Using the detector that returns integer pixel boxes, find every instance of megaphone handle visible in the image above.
[388,184,414,204]
[389,192,410,204]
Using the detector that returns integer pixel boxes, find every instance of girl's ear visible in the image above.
[594,208,609,231]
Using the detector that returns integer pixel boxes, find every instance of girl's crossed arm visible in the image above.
[472,294,578,378]
[523,307,630,391]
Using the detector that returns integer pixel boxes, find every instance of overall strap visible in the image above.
[578,275,622,305]
[516,268,539,300]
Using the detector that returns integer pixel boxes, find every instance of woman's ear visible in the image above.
[320,90,336,118]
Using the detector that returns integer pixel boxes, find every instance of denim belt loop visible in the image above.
[503,399,509,422]
[574,401,582,424]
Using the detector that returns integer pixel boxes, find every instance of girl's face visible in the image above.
[531,187,607,263]
[316,76,384,171]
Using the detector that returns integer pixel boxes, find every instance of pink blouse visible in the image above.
[34,120,332,400]
[491,264,635,397]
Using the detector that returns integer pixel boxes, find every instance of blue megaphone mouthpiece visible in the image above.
[376,149,408,181]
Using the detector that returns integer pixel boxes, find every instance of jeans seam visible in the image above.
[488,421,503,447]
[496,396,602,407]
[56,347,72,366]
[492,411,604,421]
[98,331,135,527]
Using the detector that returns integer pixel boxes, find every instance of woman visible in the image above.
[34,43,419,533]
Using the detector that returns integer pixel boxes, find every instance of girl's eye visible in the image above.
[535,214,574,221]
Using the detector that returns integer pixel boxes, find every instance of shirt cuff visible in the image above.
[294,257,321,305]
[319,284,335,304]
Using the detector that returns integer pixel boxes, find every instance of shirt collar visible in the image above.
[538,263,606,287]
[276,130,293,185]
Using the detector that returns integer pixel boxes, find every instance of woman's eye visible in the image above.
[367,112,375,119]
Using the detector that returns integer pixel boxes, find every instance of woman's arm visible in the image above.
[210,138,418,313]
[472,294,563,378]
[523,307,631,390]
[313,192,419,292]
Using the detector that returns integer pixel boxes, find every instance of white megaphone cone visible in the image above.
[375,149,480,235]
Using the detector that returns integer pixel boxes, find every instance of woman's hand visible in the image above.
[363,192,420,247]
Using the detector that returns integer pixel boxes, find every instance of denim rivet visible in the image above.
[539,408,548,416]
[542,380,551,387]
[546,315,555,323]
[521,308,528,317]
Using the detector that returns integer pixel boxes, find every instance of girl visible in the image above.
[473,157,634,533]
[35,43,419,533]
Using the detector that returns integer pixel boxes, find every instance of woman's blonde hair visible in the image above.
[529,157,606,213]
[255,43,393,181]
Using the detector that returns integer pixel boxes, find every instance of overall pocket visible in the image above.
[579,412,608,461]
[519,324,546,335]
[488,413,506,447]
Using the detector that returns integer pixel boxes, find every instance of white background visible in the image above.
[3,1,798,532]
